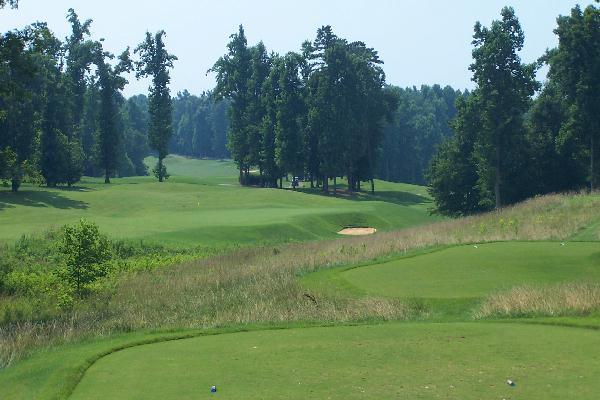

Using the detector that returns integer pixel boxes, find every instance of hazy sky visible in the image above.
[1,1,595,97]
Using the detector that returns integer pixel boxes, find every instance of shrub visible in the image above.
[60,219,112,297]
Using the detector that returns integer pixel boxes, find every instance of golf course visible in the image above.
[3,2,600,398]
[1,156,600,399]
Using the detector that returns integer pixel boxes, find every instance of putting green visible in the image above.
[341,242,600,298]
[70,322,600,399]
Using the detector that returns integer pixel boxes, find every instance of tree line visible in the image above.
[170,91,230,159]
[210,25,395,192]
[378,84,462,185]
[427,5,600,216]
[0,7,176,190]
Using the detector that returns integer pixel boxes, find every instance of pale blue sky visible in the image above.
[1,1,595,96]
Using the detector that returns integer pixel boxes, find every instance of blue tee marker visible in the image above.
[210,385,217,393]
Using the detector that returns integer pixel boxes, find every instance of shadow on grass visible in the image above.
[296,186,428,206]
[0,189,89,211]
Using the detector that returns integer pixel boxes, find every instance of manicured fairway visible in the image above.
[341,242,600,298]
[70,322,600,399]
[0,156,438,245]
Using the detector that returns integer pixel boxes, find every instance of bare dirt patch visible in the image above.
[337,227,377,236]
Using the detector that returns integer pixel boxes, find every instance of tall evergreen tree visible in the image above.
[210,25,252,184]
[94,44,132,183]
[135,30,177,182]
[469,7,539,208]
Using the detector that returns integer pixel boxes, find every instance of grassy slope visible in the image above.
[70,322,600,400]
[0,155,438,246]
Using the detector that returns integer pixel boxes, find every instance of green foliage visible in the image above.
[378,85,462,185]
[547,4,600,191]
[427,93,489,215]
[170,91,230,159]
[470,7,539,208]
[59,219,112,297]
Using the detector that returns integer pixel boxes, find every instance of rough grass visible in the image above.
[476,282,600,318]
[1,192,599,370]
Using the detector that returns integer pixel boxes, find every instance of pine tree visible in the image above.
[94,44,132,183]
[210,25,251,184]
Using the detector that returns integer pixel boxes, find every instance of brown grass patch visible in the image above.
[475,282,600,318]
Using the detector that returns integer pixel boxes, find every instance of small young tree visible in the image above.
[60,219,111,297]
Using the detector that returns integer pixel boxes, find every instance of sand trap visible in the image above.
[337,227,377,236]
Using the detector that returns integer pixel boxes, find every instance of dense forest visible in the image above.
[210,25,396,191]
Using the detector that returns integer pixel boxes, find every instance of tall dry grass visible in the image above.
[475,282,600,318]
[1,192,600,368]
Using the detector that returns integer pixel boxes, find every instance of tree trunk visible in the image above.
[591,135,595,192]
[105,169,110,184]
[370,179,375,194]
[11,175,20,192]
[347,173,354,193]
[158,157,164,183]
[322,176,328,193]
[279,177,282,189]
[357,180,361,192]
[333,177,337,196]
[239,167,243,185]
[494,146,501,209]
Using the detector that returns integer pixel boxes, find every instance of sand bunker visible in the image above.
[337,227,377,236]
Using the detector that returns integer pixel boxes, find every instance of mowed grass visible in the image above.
[0,155,439,246]
[70,322,600,400]
[337,242,600,299]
